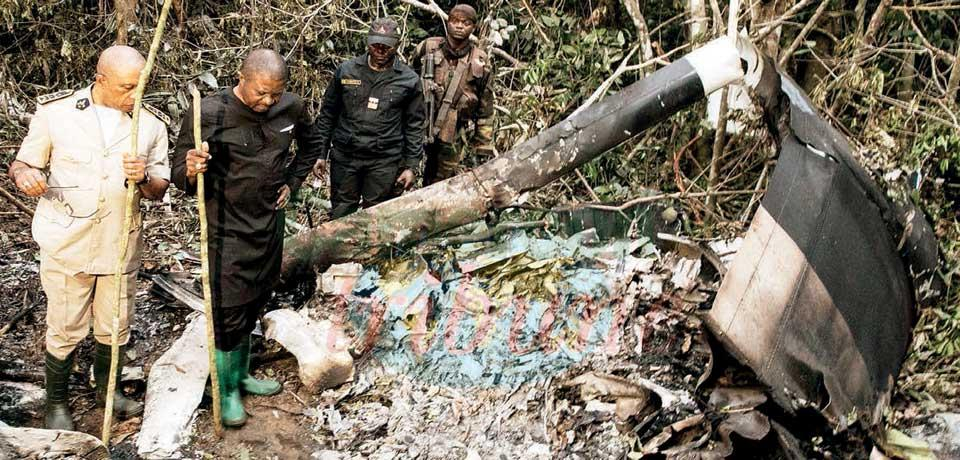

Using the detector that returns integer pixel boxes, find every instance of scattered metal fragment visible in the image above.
[262,309,354,392]
[0,426,108,459]
[137,313,209,459]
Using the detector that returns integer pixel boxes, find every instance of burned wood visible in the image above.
[150,273,203,313]
[0,292,35,336]
[0,368,44,384]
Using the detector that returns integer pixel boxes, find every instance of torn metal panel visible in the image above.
[137,313,208,459]
[706,46,938,427]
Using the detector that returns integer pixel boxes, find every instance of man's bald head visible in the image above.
[235,49,287,112]
[93,45,146,112]
[96,45,146,77]
[239,49,288,82]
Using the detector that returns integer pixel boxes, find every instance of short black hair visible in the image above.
[240,49,288,81]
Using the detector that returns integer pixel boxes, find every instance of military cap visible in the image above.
[368,17,400,48]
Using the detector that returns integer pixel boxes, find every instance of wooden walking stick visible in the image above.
[189,82,223,436]
[102,0,174,446]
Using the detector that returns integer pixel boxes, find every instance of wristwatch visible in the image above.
[137,170,151,186]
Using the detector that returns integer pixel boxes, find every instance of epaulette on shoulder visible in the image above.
[37,89,74,105]
[142,103,170,125]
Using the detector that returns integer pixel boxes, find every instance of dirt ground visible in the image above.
[0,176,329,458]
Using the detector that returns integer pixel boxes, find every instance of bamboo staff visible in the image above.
[189,83,223,436]
[102,0,174,446]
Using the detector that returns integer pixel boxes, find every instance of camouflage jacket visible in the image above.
[412,37,493,145]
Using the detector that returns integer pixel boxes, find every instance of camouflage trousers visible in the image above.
[423,141,464,185]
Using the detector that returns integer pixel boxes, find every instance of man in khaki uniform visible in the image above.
[7,45,170,431]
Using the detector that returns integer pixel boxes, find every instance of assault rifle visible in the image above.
[421,51,436,144]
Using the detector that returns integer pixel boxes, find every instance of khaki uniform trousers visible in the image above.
[40,254,136,360]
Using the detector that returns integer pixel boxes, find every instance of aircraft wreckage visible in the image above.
[3,35,941,458]
[278,34,940,429]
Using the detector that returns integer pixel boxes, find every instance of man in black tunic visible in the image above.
[172,49,319,427]
[314,17,425,218]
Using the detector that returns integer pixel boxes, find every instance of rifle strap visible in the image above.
[433,56,470,139]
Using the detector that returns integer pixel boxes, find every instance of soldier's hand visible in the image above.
[186,141,211,178]
[12,164,48,197]
[395,169,415,190]
[426,81,442,93]
[122,153,147,183]
[276,184,291,210]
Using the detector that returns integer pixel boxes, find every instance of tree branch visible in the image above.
[585,189,763,212]
[946,43,960,104]
[398,0,445,18]
[567,45,682,119]
[863,0,892,49]
[778,0,830,67]
[519,0,552,44]
[0,185,34,217]
[491,47,525,68]
[902,9,955,61]
[754,0,816,41]
[621,0,654,74]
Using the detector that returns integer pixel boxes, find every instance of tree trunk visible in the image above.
[280,38,746,279]
[621,0,654,76]
[898,40,917,99]
[946,43,960,105]
[114,0,137,45]
[687,0,708,44]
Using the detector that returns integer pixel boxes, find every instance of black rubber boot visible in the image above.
[44,351,75,431]
[93,342,144,418]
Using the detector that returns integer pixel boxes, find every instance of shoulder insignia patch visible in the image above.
[37,89,74,105]
[75,98,90,110]
[142,103,171,125]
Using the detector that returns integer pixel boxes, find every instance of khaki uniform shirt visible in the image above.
[16,87,170,274]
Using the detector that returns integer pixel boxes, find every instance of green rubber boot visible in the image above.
[44,351,75,431]
[93,343,144,419]
[238,335,281,396]
[214,345,247,427]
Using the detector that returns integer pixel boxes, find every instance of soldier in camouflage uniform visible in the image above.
[412,4,495,185]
